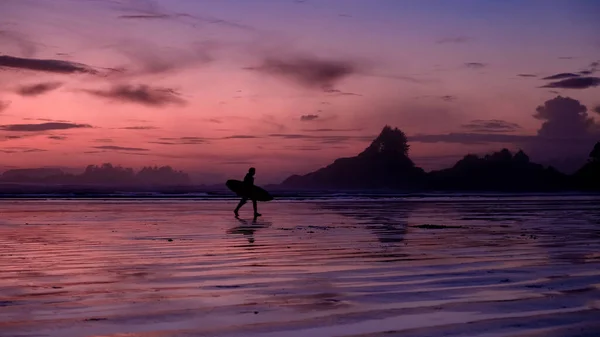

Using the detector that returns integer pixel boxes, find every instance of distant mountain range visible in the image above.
[0,126,598,194]
[280,126,600,192]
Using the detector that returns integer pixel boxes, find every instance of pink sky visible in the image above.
[1,0,599,183]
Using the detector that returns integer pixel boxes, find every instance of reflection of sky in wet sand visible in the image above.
[0,197,599,337]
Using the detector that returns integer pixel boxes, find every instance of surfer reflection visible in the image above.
[234,167,262,218]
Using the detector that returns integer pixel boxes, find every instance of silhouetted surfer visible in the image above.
[234,167,261,218]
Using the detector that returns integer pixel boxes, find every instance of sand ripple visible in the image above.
[1,197,599,337]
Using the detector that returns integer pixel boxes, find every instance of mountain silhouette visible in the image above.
[0,163,191,186]
[573,142,600,190]
[427,149,569,191]
[282,126,426,189]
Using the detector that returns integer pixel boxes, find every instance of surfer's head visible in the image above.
[249,167,256,175]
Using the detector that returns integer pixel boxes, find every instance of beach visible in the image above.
[1,196,600,337]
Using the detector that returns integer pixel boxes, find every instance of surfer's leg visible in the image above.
[234,198,247,216]
[252,199,261,217]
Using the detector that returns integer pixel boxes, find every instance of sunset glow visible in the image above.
[1,0,599,183]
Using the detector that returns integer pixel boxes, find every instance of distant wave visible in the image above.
[0,191,599,202]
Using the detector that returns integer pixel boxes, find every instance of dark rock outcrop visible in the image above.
[427,149,569,191]
[573,142,600,190]
[281,126,426,189]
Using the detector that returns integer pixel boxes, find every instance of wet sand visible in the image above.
[1,196,600,337]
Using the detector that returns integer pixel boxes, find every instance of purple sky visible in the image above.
[0,0,599,183]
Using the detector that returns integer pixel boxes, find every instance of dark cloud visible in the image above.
[436,36,471,44]
[4,135,22,140]
[465,62,486,69]
[93,145,149,152]
[300,114,319,121]
[84,84,186,107]
[112,0,254,31]
[151,136,208,145]
[16,82,63,96]
[269,133,371,144]
[302,128,362,132]
[0,122,92,132]
[222,135,259,139]
[23,118,70,122]
[118,14,171,19]
[246,56,355,90]
[461,119,522,133]
[119,126,158,130]
[517,74,537,78]
[207,118,222,124]
[594,105,600,114]
[0,55,96,74]
[0,146,47,154]
[323,88,362,96]
[540,77,600,89]
[48,135,67,140]
[0,100,10,112]
[410,132,533,145]
[283,145,322,151]
[541,73,581,80]
[441,95,456,102]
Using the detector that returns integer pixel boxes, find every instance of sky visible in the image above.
[0,0,599,183]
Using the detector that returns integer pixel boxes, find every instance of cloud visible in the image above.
[84,84,186,107]
[0,122,92,132]
[93,138,113,143]
[594,105,600,114]
[93,145,149,152]
[113,0,255,31]
[410,132,533,145]
[0,100,10,112]
[48,135,67,140]
[527,96,600,171]
[119,126,158,130]
[465,62,486,69]
[412,97,600,173]
[0,55,96,74]
[436,36,471,44]
[542,73,581,80]
[461,119,522,133]
[246,55,355,90]
[323,88,362,96]
[118,14,171,19]
[0,147,47,154]
[269,133,371,144]
[540,77,600,89]
[517,74,537,78]
[300,114,319,121]
[109,39,217,77]
[150,137,208,145]
[441,95,456,102]
[301,128,362,132]
[16,82,63,96]
[222,135,259,139]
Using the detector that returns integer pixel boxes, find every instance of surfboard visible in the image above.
[226,179,274,201]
